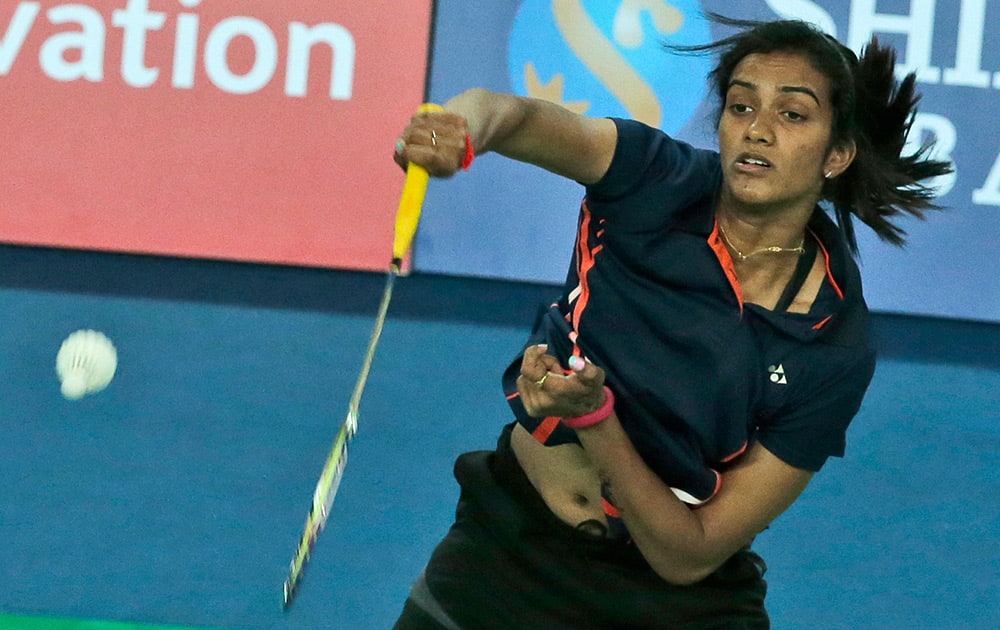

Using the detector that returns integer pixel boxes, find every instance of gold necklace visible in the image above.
[718,221,805,262]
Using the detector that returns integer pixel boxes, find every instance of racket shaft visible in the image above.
[282,271,396,608]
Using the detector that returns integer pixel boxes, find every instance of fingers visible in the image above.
[521,345,600,387]
[394,111,469,177]
[567,354,603,388]
[522,343,562,376]
[516,345,606,418]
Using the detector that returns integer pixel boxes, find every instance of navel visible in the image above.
[575,519,608,539]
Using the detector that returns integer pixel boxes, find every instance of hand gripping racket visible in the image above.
[282,103,443,609]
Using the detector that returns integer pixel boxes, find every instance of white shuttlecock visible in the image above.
[55,329,118,400]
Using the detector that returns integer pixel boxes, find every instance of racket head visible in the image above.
[282,418,354,608]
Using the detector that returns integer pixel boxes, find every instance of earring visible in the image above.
[825,171,834,179]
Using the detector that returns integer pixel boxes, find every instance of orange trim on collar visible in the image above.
[708,218,744,311]
[809,227,844,300]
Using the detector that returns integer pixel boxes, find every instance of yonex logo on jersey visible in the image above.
[768,364,788,385]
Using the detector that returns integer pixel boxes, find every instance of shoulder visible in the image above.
[586,119,721,203]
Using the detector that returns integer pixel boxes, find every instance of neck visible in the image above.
[716,193,814,261]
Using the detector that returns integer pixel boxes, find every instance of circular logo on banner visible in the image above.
[508,0,712,134]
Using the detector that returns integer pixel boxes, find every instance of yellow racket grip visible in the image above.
[392,103,444,268]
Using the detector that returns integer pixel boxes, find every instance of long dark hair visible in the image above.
[673,15,953,252]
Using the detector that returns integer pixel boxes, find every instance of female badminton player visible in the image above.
[391,17,951,629]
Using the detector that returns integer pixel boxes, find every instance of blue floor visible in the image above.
[1,246,997,629]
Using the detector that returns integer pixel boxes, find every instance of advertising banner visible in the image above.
[421,0,999,322]
[1,0,434,271]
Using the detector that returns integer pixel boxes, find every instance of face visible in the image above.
[717,51,854,214]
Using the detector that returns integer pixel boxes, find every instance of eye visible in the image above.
[729,103,752,115]
[783,110,806,122]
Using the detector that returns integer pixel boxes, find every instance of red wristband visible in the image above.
[461,133,475,170]
[562,387,615,429]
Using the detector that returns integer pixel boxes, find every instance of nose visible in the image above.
[746,116,774,144]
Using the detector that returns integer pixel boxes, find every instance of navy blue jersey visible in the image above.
[502,119,876,505]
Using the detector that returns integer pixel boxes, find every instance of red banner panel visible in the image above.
[1,0,433,270]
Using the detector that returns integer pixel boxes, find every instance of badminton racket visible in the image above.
[282,103,443,609]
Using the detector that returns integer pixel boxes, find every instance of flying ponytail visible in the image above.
[828,37,952,250]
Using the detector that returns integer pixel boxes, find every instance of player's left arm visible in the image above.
[576,417,812,585]
[517,344,813,586]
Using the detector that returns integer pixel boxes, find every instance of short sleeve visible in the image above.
[757,350,876,472]
[584,119,721,232]
[588,120,718,199]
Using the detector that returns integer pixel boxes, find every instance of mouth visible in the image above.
[735,153,773,172]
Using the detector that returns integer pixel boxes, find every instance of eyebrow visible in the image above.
[728,79,822,107]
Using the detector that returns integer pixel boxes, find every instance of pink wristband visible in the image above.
[461,133,475,170]
[562,387,615,429]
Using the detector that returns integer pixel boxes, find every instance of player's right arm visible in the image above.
[395,88,618,185]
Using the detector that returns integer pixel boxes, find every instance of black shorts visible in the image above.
[395,423,769,629]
